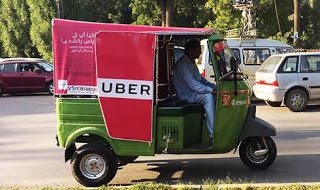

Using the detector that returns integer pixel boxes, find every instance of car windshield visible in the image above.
[275,47,296,54]
[257,56,282,73]
[36,61,53,72]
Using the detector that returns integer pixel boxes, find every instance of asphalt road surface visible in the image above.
[1,94,320,188]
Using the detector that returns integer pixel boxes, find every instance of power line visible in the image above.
[274,0,281,35]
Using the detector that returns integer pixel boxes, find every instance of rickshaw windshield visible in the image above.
[212,40,239,77]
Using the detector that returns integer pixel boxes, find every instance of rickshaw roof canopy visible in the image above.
[53,19,214,35]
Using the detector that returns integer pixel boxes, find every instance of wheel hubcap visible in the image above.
[246,141,269,164]
[80,154,107,179]
[290,93,304,109]
[49,84,54,94]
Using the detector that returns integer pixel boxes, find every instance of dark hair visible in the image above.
[185,39,200,54]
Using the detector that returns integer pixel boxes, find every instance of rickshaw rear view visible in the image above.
[53,19,277,187]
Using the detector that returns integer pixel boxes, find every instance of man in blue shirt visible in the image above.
[174,40,217,139]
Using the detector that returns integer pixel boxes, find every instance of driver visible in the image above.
[174,39,217,140]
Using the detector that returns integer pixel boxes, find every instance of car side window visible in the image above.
[19,63,34,72]
[243,48,271,65]
[300,55,320,73]
[2,63,17,72]
[278,56,298,73]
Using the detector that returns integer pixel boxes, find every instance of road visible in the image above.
[1,95,320,188]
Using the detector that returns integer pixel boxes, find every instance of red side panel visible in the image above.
[52,19,212,96]
[52,26,98,95]
[96,32,156,142]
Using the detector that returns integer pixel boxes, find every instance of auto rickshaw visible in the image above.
[53,19,277,187]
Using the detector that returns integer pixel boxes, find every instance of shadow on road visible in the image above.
[277,130,320,140]
[0,94,54,116]
[304,104,320,112]
[125,154,320,184]
[254,100,320,112]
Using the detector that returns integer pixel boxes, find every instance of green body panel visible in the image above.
[208,33,225,41]
[155,104,203,150]
[56,98,155,156]
[212,81,249,153]
[207,35,250,153]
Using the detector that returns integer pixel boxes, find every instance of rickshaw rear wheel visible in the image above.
[71,143,118,187]
[239,137,277,170]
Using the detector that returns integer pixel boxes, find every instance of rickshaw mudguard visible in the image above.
[239,105,277,141]
[64,127,155,156]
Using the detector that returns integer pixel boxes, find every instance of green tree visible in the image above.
[64,0,132,24]
[0,2,3,58]
[0,0,38,57]
[256,0,293,45]
[130,0,162,26]
[205,0,242,34]
[108,0,133,24]
[257,0,293,38]
[131,0,213,27]
[174,0,214,27]
[299,0,320,48]
[27,0,56,61]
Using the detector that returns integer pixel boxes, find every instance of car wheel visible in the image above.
[239,137,277,170]
[0,85,3,96]
[285,89,308,112]
[47,81,54,95]
[71,144,118,187]
[265,101,281,107]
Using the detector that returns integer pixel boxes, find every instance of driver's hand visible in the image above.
[212,89,217,94]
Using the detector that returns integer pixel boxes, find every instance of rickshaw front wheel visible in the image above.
[239,137,277,170]
[70,143,118,187]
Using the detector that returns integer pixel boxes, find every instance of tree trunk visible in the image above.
[160,0,166,27]
[166,0,173,27]
[293,0,301,48]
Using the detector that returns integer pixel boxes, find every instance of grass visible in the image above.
[2,180,320,190]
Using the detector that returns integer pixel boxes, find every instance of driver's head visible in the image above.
[185,40,201,60]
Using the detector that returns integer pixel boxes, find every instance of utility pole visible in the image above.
[293,0,301,48]
[232,0,257,36]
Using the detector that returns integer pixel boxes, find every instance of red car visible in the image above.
[0,58,53,96]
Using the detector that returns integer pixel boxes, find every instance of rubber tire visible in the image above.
[118,156,139,166]
[285,89,308,112]
[71,144,118,187]
[47,81,54,95]
[239,137,277,170]
[265,101,281,107]
[0,85,3,96]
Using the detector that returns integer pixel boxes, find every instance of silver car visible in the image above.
[253,52,320,112]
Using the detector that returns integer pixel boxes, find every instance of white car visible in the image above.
[253,52,320,112]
